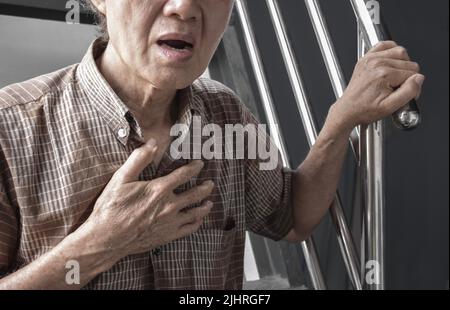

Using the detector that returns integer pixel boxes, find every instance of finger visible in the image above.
[177,219,204,238]
[370,45,411,61]
[178,200,213,226]
[367,58,420,72]
[377,68,419,88]
[172,180,215,211]
[367,41,398,54]
[115,138,157,183]
[158,160,204,191]
[380,74,425,114]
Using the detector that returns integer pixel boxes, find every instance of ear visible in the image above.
[90,0,107,15]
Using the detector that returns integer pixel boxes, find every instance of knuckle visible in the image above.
[378,41,391,49]
[374,67,390,79]
[359,55,370,66]
[367,58,383,69]
[411,61,420,72]
[384,40,397,46]
[150,180,168,195]
[184,192,199,205]
[176,166,191,180]
[165,201,178,212]
[395,46,409,58]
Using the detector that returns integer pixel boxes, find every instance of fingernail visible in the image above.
[205,201,213,208]
[196,160,204,168]
[415,74,425,87]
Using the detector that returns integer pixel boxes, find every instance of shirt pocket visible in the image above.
[190,220,237,289]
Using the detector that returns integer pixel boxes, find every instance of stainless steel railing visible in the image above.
[235,0,420,290]
[266,0,362,290]
[235,0,327,290]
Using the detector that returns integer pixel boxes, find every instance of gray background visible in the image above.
[0,15,96,87]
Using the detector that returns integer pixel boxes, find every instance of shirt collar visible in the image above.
[76,39,206,146]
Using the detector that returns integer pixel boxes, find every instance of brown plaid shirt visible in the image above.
[0,40,294,289]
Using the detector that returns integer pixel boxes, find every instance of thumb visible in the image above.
[115,138,158,183]
[381,74,425,114]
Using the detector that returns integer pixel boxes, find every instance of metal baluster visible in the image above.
[304,0,361,163]
[235,0,327,290]
[266,0,362,290]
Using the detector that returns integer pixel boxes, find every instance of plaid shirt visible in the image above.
[0,40,294,289]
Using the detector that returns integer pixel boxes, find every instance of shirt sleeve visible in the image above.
[0,145,19,276]
[240,103,294,241]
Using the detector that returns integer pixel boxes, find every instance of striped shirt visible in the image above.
[0,39,294,289]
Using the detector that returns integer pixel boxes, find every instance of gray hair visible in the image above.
[83,0,109,42]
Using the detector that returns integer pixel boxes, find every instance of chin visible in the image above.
[146,69,199,90]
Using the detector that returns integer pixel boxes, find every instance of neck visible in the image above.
[96,43,177,130]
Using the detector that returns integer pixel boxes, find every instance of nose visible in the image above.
[163,0,200,22]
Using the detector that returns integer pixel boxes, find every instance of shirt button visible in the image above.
[117,128,128,139]
[152,247,161,256]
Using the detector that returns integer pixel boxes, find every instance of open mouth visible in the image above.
[157,40,194,51]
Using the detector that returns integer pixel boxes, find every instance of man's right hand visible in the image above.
[0,138,214,289]
[85,138,215,258]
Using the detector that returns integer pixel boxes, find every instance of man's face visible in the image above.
[97,0,235,89]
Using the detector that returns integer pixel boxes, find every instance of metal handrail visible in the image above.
[235,0,327,290]
[266,0,362,290]
[350,0,421,130]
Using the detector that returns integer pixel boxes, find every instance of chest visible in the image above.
[140,127,174,169]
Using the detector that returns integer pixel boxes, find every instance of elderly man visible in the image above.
[0,0,423,289]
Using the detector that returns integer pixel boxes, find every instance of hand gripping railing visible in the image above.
[236,0,420,290]
[350,0,421,130]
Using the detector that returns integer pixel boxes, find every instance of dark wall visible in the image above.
[245,0,449,289]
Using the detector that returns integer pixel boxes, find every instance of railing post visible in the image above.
[358,20,386,286]
[235,0,327,290]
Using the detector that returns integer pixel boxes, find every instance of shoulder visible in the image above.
[191,77,251,124]
[0,64,78,111]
